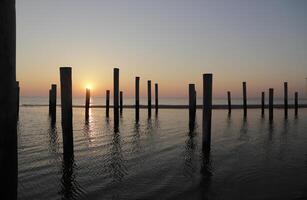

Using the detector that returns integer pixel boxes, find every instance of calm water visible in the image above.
[18,107,307,200]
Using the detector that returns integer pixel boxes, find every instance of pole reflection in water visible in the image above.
[183,130,198,178]
[239,117,249,141]
[200,150,212,200]
[110,130,128,183]
[48,116,59,154]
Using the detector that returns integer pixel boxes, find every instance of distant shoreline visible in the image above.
[21,104,307,109]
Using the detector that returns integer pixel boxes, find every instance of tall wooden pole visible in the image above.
[106,90,110,118]
[155,83,158,115]
[60,67,74,156]
[269,88,274,123]
[113,68,119,128]
[227,91,231,114]
[135,77,140,122]
[203,74,213,151]
[243,82,247,117]
[148,80,152,118]
[85,88,90,120]
[0,1,17,199]
[284,82,288,118]
[261,92,265,116]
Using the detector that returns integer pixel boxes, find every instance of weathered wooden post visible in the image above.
[227,91,231,114]
[49,89,52,113]
[60,67,74,155]
[284,82,288,118]
[85,88,90,120]
[155,83,158,115]
[243,82,247,117]
[16,81,19,118]
[203,74,213,150]
[0,1,18,198]
[106,90,110,117]
[135,77,140,122]
[189,84,196,131]
[295,92,298,117]
[50,84,57,117]
[261,92,265,116]
[113,68,119,128]
[269,88,274,123]
[148,80,152,118]
[120,91,123,115]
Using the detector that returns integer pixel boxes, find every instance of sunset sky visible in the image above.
[16,0,307,98]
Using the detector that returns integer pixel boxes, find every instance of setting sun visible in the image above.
[85,83,93,90]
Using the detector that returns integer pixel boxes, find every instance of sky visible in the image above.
[16,0,307,98]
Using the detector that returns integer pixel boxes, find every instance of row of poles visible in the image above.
[46,67,302,156]
[47,67,213,156]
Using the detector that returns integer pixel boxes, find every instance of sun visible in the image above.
[85,83,93,90]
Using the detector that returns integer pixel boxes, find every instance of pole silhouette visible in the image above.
[203,74,213,151]
[135,77,140,122]
[85,88,90,120]
[0,1,17,199]
[243,82,247,117]
[120,91,123,115]
[155,83,158,115]
[261,92,265,116]
[295,92,298,117]
[269,88,274,123]
[60,67,74,155]
[284,82,288,118]
[227,91,231,114]
[148,80,152,118]
[16,81,19,118]
[106,90,110,118]
[113,68,119,128]
[189,84,196,131]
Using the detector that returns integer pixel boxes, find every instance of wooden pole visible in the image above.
[0,1,17,198]
[148,80,152,118]
[155,83,158,115]
[227,91,231,114]
[106,90,110,118]
[60,67,74,155]
[135,77,140,122]
[194,90,197,116]
[243,82,247,117]
[295,92,298,117]
[16,81,19,118]
[113,68,119,128]
[85,88,90,120]
[50,84,57,117]
[261,92,265,116]
[120,91,123,115]
[189,84,196,131]
[203,74,213,150]
[284,82,288,118]
[269,88,274,123]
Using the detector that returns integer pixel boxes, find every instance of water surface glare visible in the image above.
[18,108,307,199]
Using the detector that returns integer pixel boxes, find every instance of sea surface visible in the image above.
[18,98,307,199]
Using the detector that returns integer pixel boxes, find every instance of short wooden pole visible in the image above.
[189,84,196,131]
[203,74,213,150]
[243,82,247,117]
[135,77,140,122]
[50,84,57,117]
[85,88,90,120]
[113,68,119,128]
[261,92,265,116]
[295,92,298,116]
[227,91,231,114]
[49,89,52,114]
[284,82,288,118]
[106,90,110,117]
[60,67,74,155]
[148,80,152,118]
[155,83,158,115]
[269,88,274,122]
[120,91,123,115]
